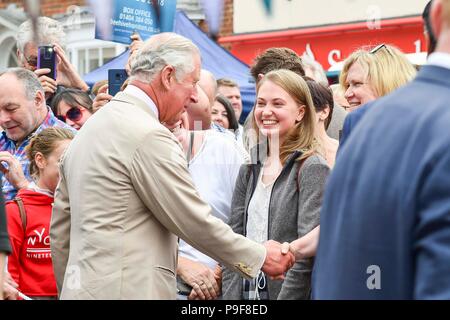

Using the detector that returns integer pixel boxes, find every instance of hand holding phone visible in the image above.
[37,45,57,80]
[108,69,128,96]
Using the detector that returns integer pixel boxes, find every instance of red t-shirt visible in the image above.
[6,189,57,297]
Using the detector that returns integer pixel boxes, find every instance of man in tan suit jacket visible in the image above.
[50,33,294,300]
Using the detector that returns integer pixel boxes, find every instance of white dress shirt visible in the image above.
[427,52,450,70]
[124,85,159,119]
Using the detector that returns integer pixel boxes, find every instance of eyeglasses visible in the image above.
[23,54,38,68]
[57,107,83,122]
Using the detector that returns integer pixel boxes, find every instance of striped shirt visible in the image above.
[0,108,76,200]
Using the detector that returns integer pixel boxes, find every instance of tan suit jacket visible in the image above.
[50,92,266,299]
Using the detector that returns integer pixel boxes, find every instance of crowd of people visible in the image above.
[1,0,449,300]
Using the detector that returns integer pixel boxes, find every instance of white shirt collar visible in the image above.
[427,52,450,70]
[124,85,159,119]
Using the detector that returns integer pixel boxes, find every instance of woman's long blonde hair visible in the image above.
[255,69,318,164]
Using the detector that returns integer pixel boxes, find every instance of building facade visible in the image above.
[219,0,430,73]
[0,0,208,75]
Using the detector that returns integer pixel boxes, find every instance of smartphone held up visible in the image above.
[37,45,57,80]
[108,69,128,96]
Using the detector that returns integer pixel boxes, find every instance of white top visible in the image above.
[246,169,274,245]
[178,130,246,270]
[427,52,450,70]
[235,124,245,149]
[123,85,159,119]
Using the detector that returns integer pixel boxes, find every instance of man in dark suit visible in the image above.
[313,0,450,299]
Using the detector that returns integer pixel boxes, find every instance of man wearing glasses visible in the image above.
[16,17,90,102]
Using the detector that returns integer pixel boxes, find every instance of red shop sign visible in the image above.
[219,16,426,71]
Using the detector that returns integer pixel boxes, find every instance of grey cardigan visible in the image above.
[222,144,330,300]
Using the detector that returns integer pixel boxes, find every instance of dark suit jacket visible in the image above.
[313,65,450,299]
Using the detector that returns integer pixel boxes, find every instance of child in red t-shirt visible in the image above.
[5,127,74,299]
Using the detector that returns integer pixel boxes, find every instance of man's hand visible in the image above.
[0,152,29,190]
[35,68,58,99]
[261,240,295,279]
[92,84,113,113]
[177,256,220,300]
[214,264,222,292]
[53,44,89,91]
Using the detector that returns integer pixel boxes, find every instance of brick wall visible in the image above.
[220,0,233,37]
[0,0,86,16]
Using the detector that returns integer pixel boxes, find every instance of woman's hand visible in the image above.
[283,226,320,260]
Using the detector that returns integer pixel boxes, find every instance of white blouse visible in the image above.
[246,169,275,244]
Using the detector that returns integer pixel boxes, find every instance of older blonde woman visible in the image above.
[339,44,417,149]
[341,44,417,112]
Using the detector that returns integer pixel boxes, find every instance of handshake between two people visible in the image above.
[261,240,295,280]
[263,226,320,279]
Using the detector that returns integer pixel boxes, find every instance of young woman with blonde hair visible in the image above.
[222,69,329,300]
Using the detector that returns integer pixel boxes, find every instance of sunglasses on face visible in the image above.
[57,107,83,122]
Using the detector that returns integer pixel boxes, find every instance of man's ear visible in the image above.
[35,90,45,110]
[257,73,265,82]
[430,0,443,39]
[160,65,176,91]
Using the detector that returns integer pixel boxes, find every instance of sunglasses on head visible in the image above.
[57,107,82,122]
[369,44,393,56]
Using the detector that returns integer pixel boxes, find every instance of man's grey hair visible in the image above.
[129,33,200,83]
[1,68,44,100]
[301,54,328,86]
[16,17,66,53]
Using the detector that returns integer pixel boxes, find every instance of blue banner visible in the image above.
[95,0,177,44]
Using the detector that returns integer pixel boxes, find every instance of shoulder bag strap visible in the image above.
[13,197,27,233]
